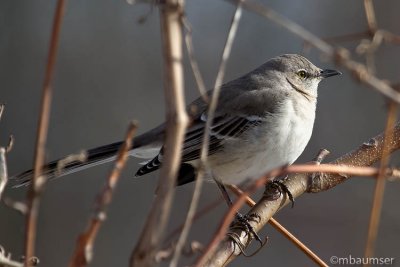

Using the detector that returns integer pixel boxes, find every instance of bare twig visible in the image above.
[55,151,88,177]
[0,257,22,267]
[364,102,397,264]
[69,122,137,267]
[183,18,208,101]
[382,30,400,44]
[0,104,4,121]
[170,3,243,267]
[164,196,223,244]
[312,148,330,164]
[5,136,14,154]
[197,122,400,266]
[24,0,67,264]
[2,197,28,215]
[0,148,7,200]
[363,0,378,34]
[130,1,189,266]
[224,0,400,104]
[322,31,370,44]
[0,259,23,267]
[0,105,10,199]
[0,246,23,267]
[322,30,400,46]
[155,241,204,263]
[228,185,329,267]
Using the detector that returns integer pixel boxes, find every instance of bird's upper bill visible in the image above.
[320,69,342,78]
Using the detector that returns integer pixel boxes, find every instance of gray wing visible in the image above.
[135,113,263,176]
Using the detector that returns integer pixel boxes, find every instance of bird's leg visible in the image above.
[214,179,263,244]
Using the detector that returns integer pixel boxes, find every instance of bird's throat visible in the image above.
[286,78,316,101]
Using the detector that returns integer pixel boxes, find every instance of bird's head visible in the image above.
[266,54,341,100]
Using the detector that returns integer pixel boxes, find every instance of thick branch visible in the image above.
[228,184,329,267]
[199,122,400,266]
[130,1,189,266]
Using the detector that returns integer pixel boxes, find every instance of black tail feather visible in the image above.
[12,141,124,187]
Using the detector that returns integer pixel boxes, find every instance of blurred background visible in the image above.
[1,0,400,266]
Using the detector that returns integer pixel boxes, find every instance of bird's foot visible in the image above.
[264,178,295,208]
[231,212,263,244]
[228,212,268,257]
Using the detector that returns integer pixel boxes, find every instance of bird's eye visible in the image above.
[297,70,308,79]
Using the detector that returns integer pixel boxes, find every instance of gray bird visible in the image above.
[14,54,341,190]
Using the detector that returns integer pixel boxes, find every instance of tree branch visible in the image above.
[363,0,378,34]
[197,122,400,266]
[364,101,398,261]
[24,0,67,264]
[228,185,329,267]
[224,0,400,104]
[170,3,243,266]
[130,1,189,266]
[69,122,137,267]
[0,148,7,201]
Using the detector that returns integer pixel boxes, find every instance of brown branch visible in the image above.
[24,0,67,264]
[361,0,377,73]
[363,0,378,34]
[364,102,398,262]
[170,4,243,267]
[183,18,208,101]
[229,185,328,267]
[130,1,189,266]
[228,185,329,267]
[196,122,400,266]
[69,122,137,267]
[224,0,400,104]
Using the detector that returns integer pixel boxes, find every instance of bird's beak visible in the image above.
[320,69,342,78]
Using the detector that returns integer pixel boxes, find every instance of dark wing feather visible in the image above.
[135,114,263,180]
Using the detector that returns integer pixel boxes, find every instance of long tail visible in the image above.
[12,124,165,187]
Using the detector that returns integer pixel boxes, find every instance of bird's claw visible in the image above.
[232,212,263,244]
[265,179,295,208]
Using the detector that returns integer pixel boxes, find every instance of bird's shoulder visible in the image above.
[188,73,287,119]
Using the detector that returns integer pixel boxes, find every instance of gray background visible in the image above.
[1,0,400,266]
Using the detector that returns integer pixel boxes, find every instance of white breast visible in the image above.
[209,98,316,185]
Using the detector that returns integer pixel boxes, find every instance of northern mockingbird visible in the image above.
[15,54,341,190]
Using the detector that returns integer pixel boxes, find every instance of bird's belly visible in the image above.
[209,115,313,185]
